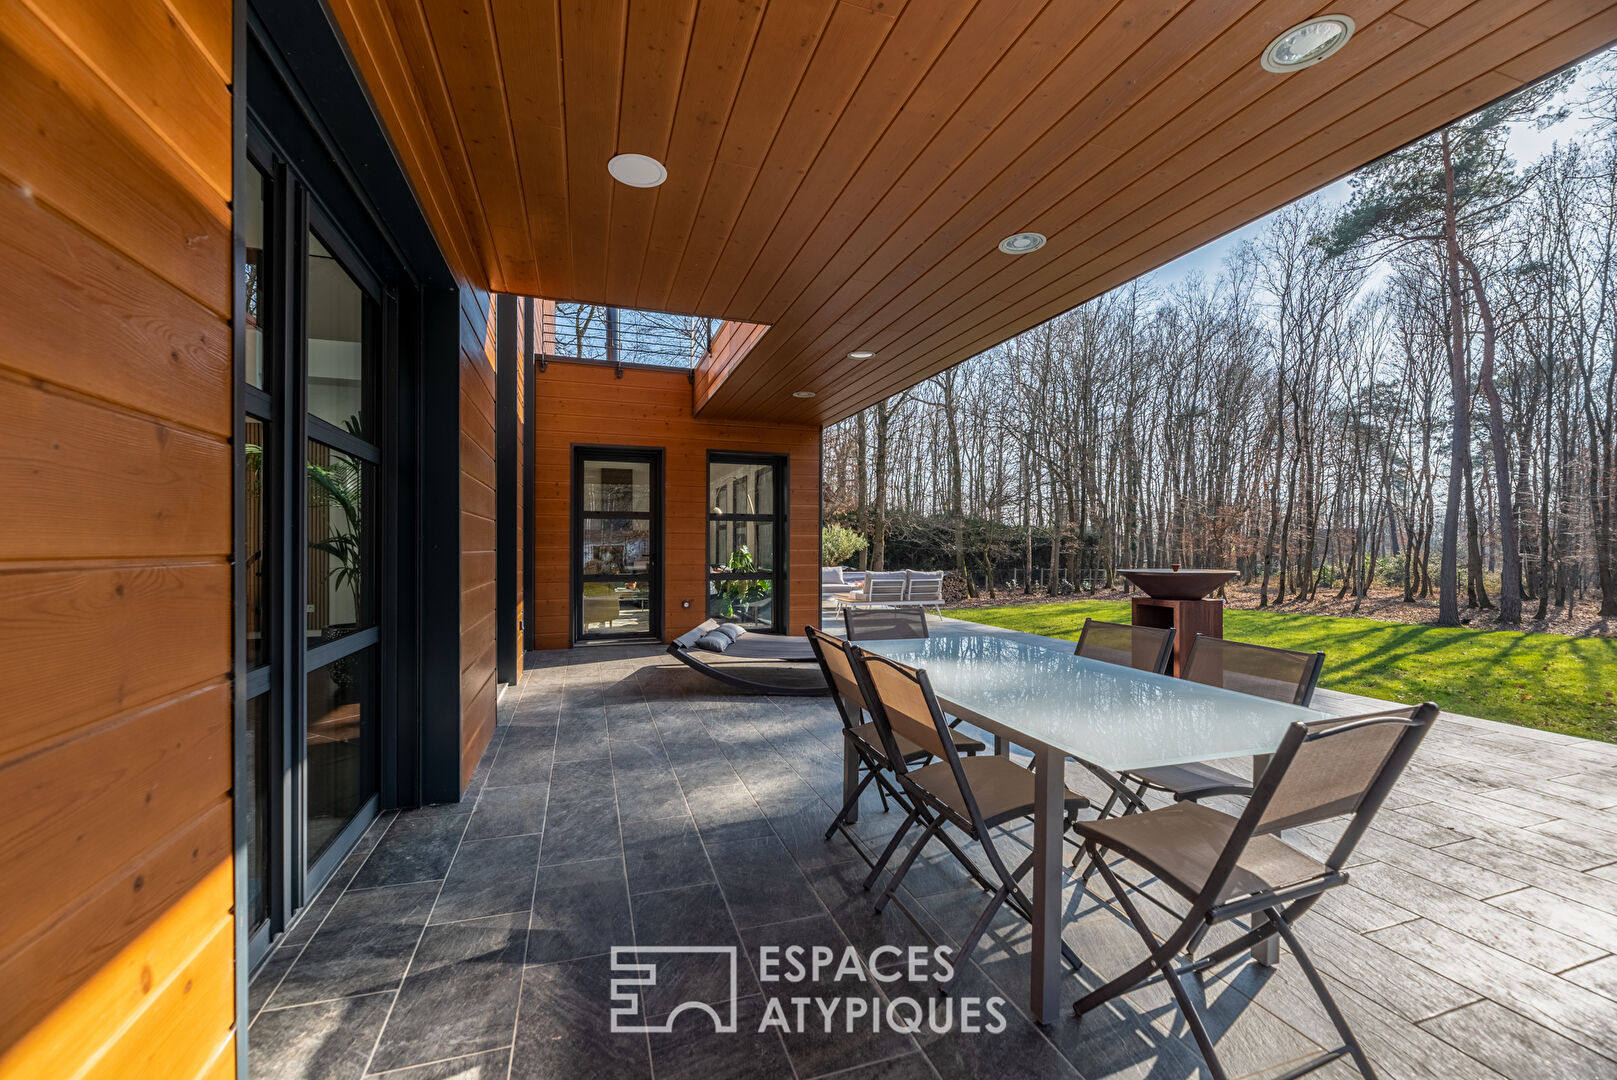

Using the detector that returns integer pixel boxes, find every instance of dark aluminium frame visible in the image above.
[240,93,393,967]
[236,1,468,1065]
[570,446,666,643]
[706,450,790,635]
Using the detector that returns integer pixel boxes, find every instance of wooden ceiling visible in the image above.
[330,0,1617,424]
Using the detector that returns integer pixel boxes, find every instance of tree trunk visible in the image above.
[1457,252,1522,622]
[1437,129,1468,626]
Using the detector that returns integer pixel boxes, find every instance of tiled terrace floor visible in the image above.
[248,619,1617,1079]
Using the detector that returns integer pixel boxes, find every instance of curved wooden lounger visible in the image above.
[667,620,830,697]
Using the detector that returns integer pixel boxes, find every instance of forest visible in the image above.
[822,67,1617,629]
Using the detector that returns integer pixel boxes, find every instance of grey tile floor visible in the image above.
[248,622,1617,1080]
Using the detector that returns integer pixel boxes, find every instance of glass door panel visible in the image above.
[575,451,661,642]
[707,454,786,634]
[305,651,377,866]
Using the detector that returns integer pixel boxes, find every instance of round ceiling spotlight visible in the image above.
[1261,15,1354,73]
[792,390,817,398]
[607,153,668,187]
[847,350,876,359]
[998,232,1047,255]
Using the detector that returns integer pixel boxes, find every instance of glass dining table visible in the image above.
[852,631,1324,1024]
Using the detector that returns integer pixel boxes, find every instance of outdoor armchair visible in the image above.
[1070,702,1439,1080]
[852,647,1087,992]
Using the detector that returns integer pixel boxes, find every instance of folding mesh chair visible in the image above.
[844,606,931,641]
[1074,618,1175,674]
[1097,635,1326,821]
[852,648,1087,991]
[807,627,982,860]
[1071,702,1438,1080]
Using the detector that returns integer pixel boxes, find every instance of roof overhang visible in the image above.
[327,0,1617,423]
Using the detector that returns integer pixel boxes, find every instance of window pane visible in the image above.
[581,579,652,637]
[709,520,774,573]
[246,693,271,931]
[709,578,773,627]
[307,440,369,642]
[306,650,376,867]
[247,417,270,669]
[709,460,773,516]
[582,460,651,512]
[306,232,368,437]
[244,165,268,390]
[582,517,652,576]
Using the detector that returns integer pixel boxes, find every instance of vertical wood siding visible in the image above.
[0,0,236,1076]
[530,360,821,651]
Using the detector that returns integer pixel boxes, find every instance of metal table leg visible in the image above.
[1030,743,1064,1023]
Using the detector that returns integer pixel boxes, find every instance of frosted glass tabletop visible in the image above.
[856,633,1324,772]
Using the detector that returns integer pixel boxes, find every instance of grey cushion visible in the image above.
[716,623,747,642]
[821,567,846,584]
[696,631,733,652]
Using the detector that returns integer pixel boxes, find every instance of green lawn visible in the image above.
[945,600,1617,744]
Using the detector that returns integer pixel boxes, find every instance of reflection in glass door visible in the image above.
[573,449,662,641]
[707,454,787,633]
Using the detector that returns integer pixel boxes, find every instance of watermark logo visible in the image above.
[609,946,740,1034]
[608,944,1008,1036]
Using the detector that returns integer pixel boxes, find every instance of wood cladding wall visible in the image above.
[0,0,235,1076]
[530,360,820,651]
[461,287,498,790]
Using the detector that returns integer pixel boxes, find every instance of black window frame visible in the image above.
[706,451,789,635]
[570,446,665,643]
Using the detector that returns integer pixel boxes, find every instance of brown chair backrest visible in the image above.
[805,626,866,730]
[1074,618,1175,674]
[844,607,931,641]
[1242,704,1438,858]
[1182,634,1325,706]
[854,651,951,762]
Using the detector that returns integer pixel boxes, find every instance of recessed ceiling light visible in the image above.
[1261,15,1354,73]
[607,153,667,187]
[847,350,875,359]
[792,390,816,398]
[998,232,1046,255]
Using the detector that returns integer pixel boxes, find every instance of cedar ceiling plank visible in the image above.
[891,0,1604,378]
[925,70,1530,387]
[636,0,768,310]
[388,0,501,285]
[491,0,571,299]
[709,0,1551,418]
[715,0,1415,415]
[695,0,903,315]
[713,0,1371,415]
[606,0,698,307]
[23,0,232,199]
[419,0,537,290]
[161,0,230,80]
[330,0,484,281]
[559,0,628,300]
[661,0,837,313]
[803,53,1539,424]
[1494,3,1617,78]
[715,0,980,320]
[708,0,1242,413]
[731,0,1113,326]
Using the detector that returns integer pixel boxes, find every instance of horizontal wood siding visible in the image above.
[531,359,821,651]
[461,287,498,789]
[0,0,235,1075]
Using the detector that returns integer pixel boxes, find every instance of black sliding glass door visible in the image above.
[242,136,386,965]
